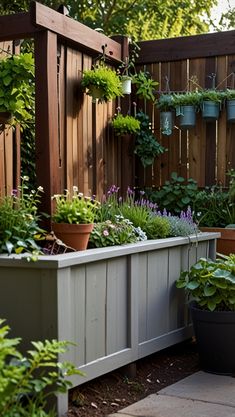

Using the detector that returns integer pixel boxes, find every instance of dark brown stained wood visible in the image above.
[95,102,105,200]
[158,62,171,185]
[0,12,39,41]
[205,57,217,186]
[226,55,235,183]
[188,58,206,186]
[217,55,228,185]
[31,1,122,63]
[178,61,188,181]
[144,63,154,188]
[152,62,161,187]
[137,30,235,64]
[34,30,60,219]
[13,42,21,191]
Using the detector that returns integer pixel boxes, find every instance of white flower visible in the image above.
[73,186,78,192]
[37,186,44,192]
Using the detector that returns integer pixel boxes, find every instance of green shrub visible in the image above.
[112,114,140,136]
[194,186,230,227]
[132,71,158,102]
[143,215,170,239]
[148,172,198,215]
[81,64,123,102]
[0,319,82,417]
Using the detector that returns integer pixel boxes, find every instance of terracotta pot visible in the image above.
[52,222,94,251]
[200,227,235,255]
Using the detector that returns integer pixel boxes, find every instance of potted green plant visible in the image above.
[112,113,140,136]
[0,52,34,127]
[156,94,175,135]
[200,89,225,121]
[224,89,235,123]
[172,91,201,129]
[52,187,100,251]
[81,63,123,103]
[176,255,235,375]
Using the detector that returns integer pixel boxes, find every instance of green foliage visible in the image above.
[156,94,174,111]
[0,318,82,417]
[167,215,198,237]
[193,186,232,227]
[148,172,198,215]
[134,112,166,167]
[89,215,147,247]
[224,89,235,100]
[200,89,225,103]
[0,53,34,127]
[0,177,45,257]
[112,114,140,136]
[81,64,123,102]
[52,188,100,224]
[132,71,158,102]
[172,91,202,108]
[176,255,235,311]
[143,215,170,239]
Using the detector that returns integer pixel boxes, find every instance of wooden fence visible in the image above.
[135,31,235,188]
[1,3,235,212]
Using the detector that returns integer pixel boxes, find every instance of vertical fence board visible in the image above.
[217,55,228,185]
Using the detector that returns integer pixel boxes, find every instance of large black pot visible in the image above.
[190,302,235,375]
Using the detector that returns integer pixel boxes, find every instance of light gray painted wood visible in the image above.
[85,261,106,363]
[106,257,128,355]
[196,241,209,260]
[168,247,185,331]
[138,253,148,343]
[70,266,86,366]
[147,250,168,339]
[128,254,139,358]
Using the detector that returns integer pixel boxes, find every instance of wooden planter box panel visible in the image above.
[0,233,219,416]
[200,227,234,255]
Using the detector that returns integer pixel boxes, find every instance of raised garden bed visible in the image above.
[0,232,218,416]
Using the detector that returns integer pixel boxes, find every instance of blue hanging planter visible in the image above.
[202,100,220,121]
[227,99,235,123]
[176,105,196,130]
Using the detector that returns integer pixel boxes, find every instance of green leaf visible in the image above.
[187,281,200,290]
[207,299,216,311]
[204,286,216,297]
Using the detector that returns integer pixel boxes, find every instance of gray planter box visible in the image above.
[0,232,219,415]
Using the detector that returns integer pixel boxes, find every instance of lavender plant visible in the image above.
[158,207,198,237]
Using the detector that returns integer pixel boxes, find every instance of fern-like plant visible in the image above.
[112,114,140,136]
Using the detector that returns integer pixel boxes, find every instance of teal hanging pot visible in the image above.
[160,111,174,135]
[176,105,196,130]
[202,101,220,121]
[227,99,235,123]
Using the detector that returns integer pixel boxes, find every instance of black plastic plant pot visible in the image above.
[202,101,220,121]
[227,99,235,123]
[190,302,235,375]
[160,111,174,135]
[178,105,196,129]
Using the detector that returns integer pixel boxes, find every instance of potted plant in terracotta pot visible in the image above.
[52,187,100,251]
[81,63,123,103]
[176,254,235,375]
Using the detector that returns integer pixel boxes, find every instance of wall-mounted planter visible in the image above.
[202,101,220,121]
[160,111,174,135]
[226,99,235,123]
[0,232,218,416]
[177,105,196,129]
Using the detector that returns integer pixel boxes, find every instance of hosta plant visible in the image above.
[176,255,235,311]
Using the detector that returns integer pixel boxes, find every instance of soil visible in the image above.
[67,338,200,417]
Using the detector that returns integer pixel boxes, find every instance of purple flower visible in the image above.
[11,189,18,197]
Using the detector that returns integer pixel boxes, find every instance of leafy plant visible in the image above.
[52,187,100,224]
[0,318,82,417]
[200,89,225,103]
[156,94,174,111]
[143,215,170,239]
[176,255,235,311]
[132,71,158,102]
[0,53,34,127]
[81,63,123,102]
[89,215,146,248]
[0,177,45,257]
[224,89,235,100]
[148,172,198,215]
[194,186,232,227]
[134,111,166,167]
[112,114,140,135]
[172,91,201,108]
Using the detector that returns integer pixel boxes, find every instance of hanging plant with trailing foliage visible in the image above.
[112,113,141,136]
[0,52,34,128]
[134,111,166,167]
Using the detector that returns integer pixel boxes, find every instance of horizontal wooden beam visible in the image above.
[31,1,122,62]
[137,30,235,64]
[0,12,39,41]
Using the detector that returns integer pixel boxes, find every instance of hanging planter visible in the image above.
[112,113,140,136]
[224,90,235,123]
[172,91,201,130]
[121,75,132,95]
[200,90,224,122]
[157,94,174,135]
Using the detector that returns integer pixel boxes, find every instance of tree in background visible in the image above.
[0,0,218,40]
